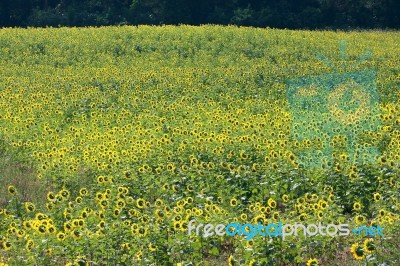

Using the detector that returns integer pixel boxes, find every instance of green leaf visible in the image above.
[208,247,219,256]
[192,241,202,251]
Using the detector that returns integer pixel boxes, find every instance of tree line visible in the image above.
[0,0,399,29]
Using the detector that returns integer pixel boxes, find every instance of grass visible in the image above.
[0,137,52,211]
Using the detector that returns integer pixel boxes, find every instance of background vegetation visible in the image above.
[0,0,399,29]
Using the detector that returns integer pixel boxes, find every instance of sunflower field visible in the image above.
[0,25,399,266]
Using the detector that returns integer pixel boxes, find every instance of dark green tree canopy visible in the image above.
[0,0,399,28]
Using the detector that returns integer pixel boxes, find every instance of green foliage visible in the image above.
[0,0,399,28]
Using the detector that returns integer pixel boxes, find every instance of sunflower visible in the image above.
[246,240,254,249]
[116,199,126,208]
[24,202,36,212]
[3,241,12,251]
[304,193,313,202]
[25,239,34,251]
[248,204,256,213]
[97,211,105,219]
[7,227,15,235]
[99,200,108,208]
[251,163,260,172]
[154,198,164,208]
[186,197,193,205]
[35,212,46,220]
[80,210,88,218]
[148,243,157,252]
[363,239,375,254]
[186,184,194,192]
[141,215,150,224]
[125,196,134,204]
[75,197,82,204]
[311,194,318,201]
[272,211,280,220]
[123,171,132,179]
[230,198,238,207]
[350,243,365,260]
[328,194,335,202]
[79,188,88,196]
[172,184,179,192]
[323,185,333,194]
[103,192,110,200]
[318,200,328,210]
[16,229,25,238]
[136,251,143,261]
[228,255,236,266]
[297,197,305,204]
[7,186,16,195]
[37,224,47,234]
[138,226,148,237]
[306,258,318,266]
[56,194,63,202]
[299,213,307,222]
[253,214,266,224]
[373,193,381,202]
[64,212,72,220]
[46,203,53,211]
[23,221,32,229]
[282,194,289,202]
[353,202,362,211]
[267,198,277,208]
[97,176,104,184]
[248,259,256,266]
[95,192,103,201]
[120,243,131,250]
[44,248,52,256]
[47,225,56,234]
[57,232,66,241]
[113,208,120,217]
[162,183,169,191]
[71,229,81,239]
[64,222,72,231]
[355,215,366,225]
[239,151,248,160]
[177,199,186,207]
[173,221,181,231]
[60,189,70,199]
[136,198,145,209]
